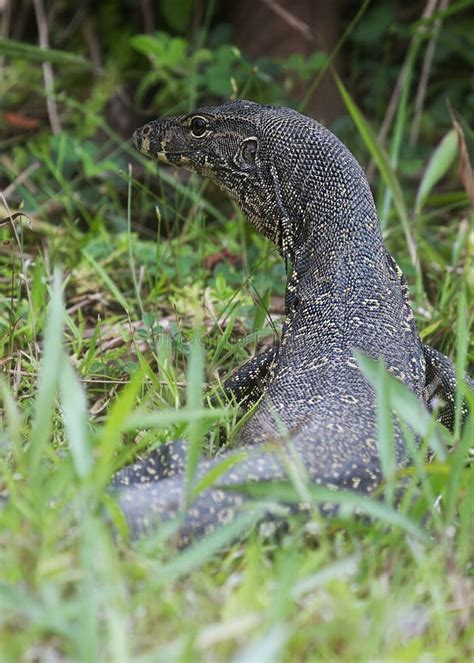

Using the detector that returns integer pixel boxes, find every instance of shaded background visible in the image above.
[2,0,473,142]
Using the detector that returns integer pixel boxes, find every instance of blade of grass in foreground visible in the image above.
[445,388,474,526]
[78,517,130,662]
[27,268,64,481]
[356,353,448,460]
[148,510,264,585]
[59,356,93,479]
[292,554,360,598]
[0,378,22,461]
[231,623,289,663]
[185,334,206,498]
[121,406,229,433]
[374,359,396,505]
[225,481,429,543]
[454,289,469,439]
[95,368,147,485]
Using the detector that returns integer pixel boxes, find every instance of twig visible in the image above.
[33,0,61,134]
[0,0,11,74]
[60,5,88,42]
[82,16,102,69]
[410,0,450,145]
[260,0,313,41]
[2,162,41,198]
[366,0,439,180]
[140,0,155,34]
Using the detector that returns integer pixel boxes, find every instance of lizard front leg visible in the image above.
[219,263,300,409]
[219,346,277,410]
[423,344,473,431]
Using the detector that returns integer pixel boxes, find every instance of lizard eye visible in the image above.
[240,138,258,165]
[190,116,208,137]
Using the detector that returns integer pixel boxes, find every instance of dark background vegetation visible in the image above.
[0,1,473,661]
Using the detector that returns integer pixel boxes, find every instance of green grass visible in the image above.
[1,14,474,661]
[1,129,472,660]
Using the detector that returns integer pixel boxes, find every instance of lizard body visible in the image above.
[113,101,472,544]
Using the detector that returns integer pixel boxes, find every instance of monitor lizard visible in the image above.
[112,101,472,545]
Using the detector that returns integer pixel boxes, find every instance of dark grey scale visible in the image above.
[218,346,278,410]
[114,101,473,545]
[110,439,187,487]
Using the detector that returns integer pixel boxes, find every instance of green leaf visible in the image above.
[193,452,248,496]
[445,386,474,524]
[415,129,458,215]
[232,623,289,663]
[252,288,271,334]
[419,320,442,340]
[0,378,22,452]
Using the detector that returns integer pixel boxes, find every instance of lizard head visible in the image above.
[133,100,264,186]
[133,100,297,253]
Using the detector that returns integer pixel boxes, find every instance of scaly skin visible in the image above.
[113,101,471,544]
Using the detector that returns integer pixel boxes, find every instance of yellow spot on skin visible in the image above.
[141,136,150,155]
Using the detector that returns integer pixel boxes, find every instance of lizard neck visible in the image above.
[277,129,384,284]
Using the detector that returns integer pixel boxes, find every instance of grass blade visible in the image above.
[59,356,93,479]
[356,352,448,460]
[185,334,206,494]
[27,268,64,480]
[0,37,91,67]
[415,129,458,215]
[374,360,396,504]
[151,511,264,584]
[0,378,22,458]
[82,250,129,313]
[227,481,429,543]
[445,387,474,524]
[454,289,469,438]
[122,407,228,433]
[334,75,419,272]
[95,368,146,483]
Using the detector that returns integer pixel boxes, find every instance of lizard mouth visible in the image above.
[132,127,151,156]
[133,125,176,159]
